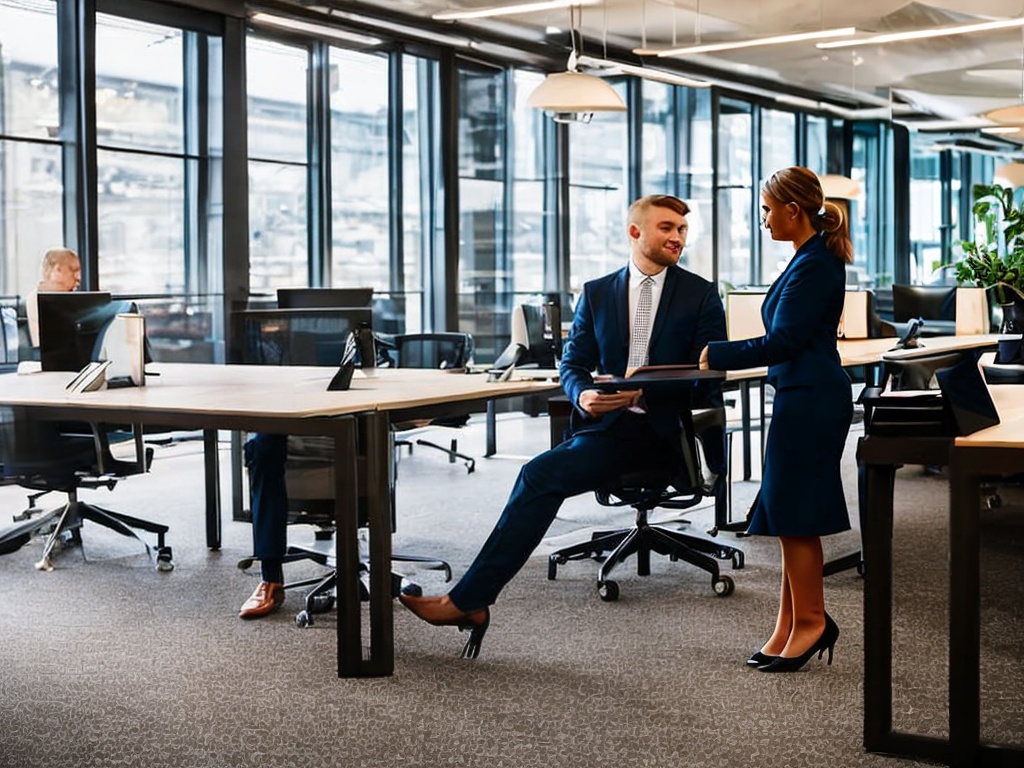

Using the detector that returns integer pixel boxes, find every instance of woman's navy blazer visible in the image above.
[559,263,726,439]
[707,234,845,388]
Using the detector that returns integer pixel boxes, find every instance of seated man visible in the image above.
[398,194,727,658]
[26,247,82,347]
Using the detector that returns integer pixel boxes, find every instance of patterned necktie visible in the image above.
[628,276,654,369]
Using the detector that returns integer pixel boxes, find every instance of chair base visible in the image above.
[292,564,425,628]
[0,494,171,572]
[395,437,475,473]
[548,519,744,600]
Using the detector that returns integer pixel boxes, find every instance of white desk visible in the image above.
[0,363,559,677]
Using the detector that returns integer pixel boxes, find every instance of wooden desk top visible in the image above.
[0,364,560,419]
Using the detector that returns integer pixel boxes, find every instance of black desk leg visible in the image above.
[863,460,897,753]
[740,381,752,481]
[948,452,981,768]
[203,429,221,550]
[485,400,496,457]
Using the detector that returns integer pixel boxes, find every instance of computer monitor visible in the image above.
[510,302,561,367]
[38,291,115,371]
[891,284,956,323]
[277,287,374,309]
[235,307,374,366]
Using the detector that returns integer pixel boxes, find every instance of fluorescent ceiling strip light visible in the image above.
[817,17,1024,49]
[330,10,471,47]
[654,27,855,57]
[250,13,383,46]
[434,0,599,21]
[575,55,709,88]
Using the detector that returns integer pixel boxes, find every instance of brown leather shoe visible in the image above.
[239,581,285,619]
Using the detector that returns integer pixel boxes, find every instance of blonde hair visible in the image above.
[41,247,78,278]
[762,167,853,264]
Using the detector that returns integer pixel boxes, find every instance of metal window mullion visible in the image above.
[309,42,330,287]
[60,0,98,287]
[388,51,404,295]
[627,77,642,201]
[750,104,762,286]
[710,89,720,289]
[438,49,459,333]
[500,67,513,302]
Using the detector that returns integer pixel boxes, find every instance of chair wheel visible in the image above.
[732,551,745,569]
[309,594,333,613]
[236,557,255,570]
[713,575,735,597]
[155,547,174,572]
[295,610,312,628]
[598,580,619,602]
[547,557,558,580]
[985,494,1002,509]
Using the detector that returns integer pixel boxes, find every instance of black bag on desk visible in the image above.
[862,350,999,437]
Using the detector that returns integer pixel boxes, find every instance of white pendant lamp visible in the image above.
[525,4,626,124]
[995,162,1024,188]
[526,51,627,123]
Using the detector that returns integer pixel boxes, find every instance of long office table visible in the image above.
[0,363,558,678]
[860,361,1024,767]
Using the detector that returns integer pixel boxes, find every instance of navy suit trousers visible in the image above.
[448,414,675,612]
[244,432,289,583]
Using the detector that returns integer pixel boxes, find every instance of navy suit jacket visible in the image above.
[559,264,726,439]
[706,233,846,388]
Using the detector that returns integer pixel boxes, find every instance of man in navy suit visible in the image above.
[400,195,727,654]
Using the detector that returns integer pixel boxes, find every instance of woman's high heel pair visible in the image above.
[399,594,490,659]
[747,613,839,672]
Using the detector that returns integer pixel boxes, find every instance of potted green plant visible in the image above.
[954,182,1024,334]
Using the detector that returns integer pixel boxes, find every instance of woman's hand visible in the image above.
[578,388,641,417]
[698,345,710,371]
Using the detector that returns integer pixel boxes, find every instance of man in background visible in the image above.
[26,247,82,347]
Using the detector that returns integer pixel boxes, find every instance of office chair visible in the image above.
[378,332,477,473]
[0,407,171,571]
[237,432,452,627]
[547,408,744,601]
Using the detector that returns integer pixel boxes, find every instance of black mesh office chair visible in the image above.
[547,408,743,601]
[891,284,957,337]
[0,407,170,571]
[378,332,477,473]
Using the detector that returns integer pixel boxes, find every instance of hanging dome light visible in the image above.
[994,162,1024,188]
[526,51,626,123]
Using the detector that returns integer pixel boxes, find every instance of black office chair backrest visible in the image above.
[277,287,374,309]
[0,407,98,491]
[891,284,956,323]
[386,332,474,370]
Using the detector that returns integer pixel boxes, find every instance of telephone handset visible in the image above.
[891,317,924,351]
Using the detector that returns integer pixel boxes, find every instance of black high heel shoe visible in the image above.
[399,594,491,659]
[759,613,839,673]
[746,650,778,668]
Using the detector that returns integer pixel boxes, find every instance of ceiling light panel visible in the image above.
[817,17,1024,49]
[433,0,600,22]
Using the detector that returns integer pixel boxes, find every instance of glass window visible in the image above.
[568,81,628,294]
[95,15,184,153]
[760,109,797,284]
[94,14,189,294]
[457,62,507,360]
[641,80,673,195]
[805,115,828,174]
[247,36,309,294]
[329,47,389,291]
[0,0,62,296]
[716,98,753,290]
[510,70,548,298]
[395,54,433,336]
[679,88,713,281]
[908,134,943,284]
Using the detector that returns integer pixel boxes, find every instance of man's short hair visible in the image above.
[628,195,690,225]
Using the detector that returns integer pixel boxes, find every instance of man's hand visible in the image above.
[698,345,710,371]
[578,388,642,417]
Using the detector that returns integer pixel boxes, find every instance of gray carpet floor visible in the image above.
[1,410,1022,768]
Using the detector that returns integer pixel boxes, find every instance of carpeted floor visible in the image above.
[0,411,1022,768]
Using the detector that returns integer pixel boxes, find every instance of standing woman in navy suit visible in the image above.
[700,167,853,672]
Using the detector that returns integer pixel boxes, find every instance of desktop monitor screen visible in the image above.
[238,308,373,366]
[277,287,374,309]
[38,291,115,371]
[511,303,560,367]
[891,284,956,323]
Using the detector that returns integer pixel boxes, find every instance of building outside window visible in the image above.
[247,35,308,296]
[0,0,61,298]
